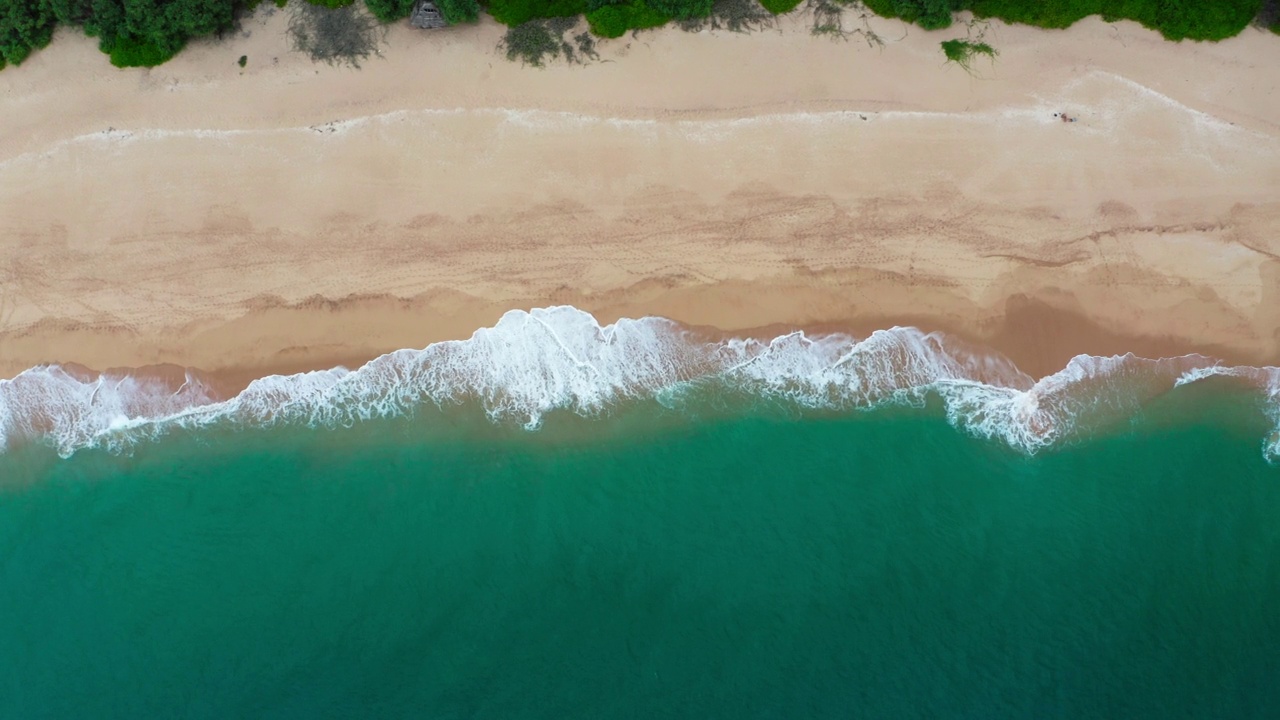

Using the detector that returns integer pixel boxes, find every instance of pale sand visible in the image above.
[2,7,1279,387]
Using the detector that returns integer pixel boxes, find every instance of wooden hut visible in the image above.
[410,0,447,29]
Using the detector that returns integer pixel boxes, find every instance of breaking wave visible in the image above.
[2,307,1278,459]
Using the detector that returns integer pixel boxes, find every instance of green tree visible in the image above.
[862,0,959,30]
[487,0,587,26]
[0,0,57,66]
[436,0,479,22]
[585,0,668,36]
[364,0,415,21]
[645,0,711,20]
[46,0,97,25]
[83,0,237,67]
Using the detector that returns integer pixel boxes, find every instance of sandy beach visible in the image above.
[2,6,1279,388]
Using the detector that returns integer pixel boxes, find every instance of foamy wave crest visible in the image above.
[2,307,1278,458]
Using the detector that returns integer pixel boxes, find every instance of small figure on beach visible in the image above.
[1055,111,1077,123]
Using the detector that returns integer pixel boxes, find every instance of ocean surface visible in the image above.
[2,307,1280,718]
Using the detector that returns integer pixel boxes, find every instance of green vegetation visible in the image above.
[437,0,481,22]
[501,18,562,63]
[866,0,1266,41]
[759,0,801,12]
[0,0,55,67]
[1,0,243,69]
[862,0,956,30]
[489,0,587,27]
[585,1,671,38]
[809,0,885,42]
[940,36,994,70]
[363,0,416,20]
[680,0,775,32]
[0,0,1276,72]
[646,0,712,20]
[500,16,598,64]
[288,0,384,66]
[1257,0,1280,32]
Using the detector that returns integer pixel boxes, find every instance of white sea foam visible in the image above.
[1,307,1278,459]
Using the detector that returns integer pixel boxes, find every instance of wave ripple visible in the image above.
[2,307,1277,458]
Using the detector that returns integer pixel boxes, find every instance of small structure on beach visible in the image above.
[410,0,447,29]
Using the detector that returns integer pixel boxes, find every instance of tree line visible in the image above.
[2,0,1276,71]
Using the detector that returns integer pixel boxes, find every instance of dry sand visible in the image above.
[2,7,1279,387]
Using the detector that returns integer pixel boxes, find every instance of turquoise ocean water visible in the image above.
[2,310,1280,718]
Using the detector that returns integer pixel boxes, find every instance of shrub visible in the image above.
[940,37,994,71]
[861,0,1266,42]
[862,0,957,30]
[363,0,416,21]
[437,0,482,22]
[305,0,356,7]
[488,0,589,26]
[501,18,561,63]
[586,0,671,36]
[0,0,57,67]
[973,0,1263,40]
[759,0,801,12]
[681,0,774,31]
[107,36,179,67]
[646,0,712,20]
[1260,0,1280,29]
[289,0,384,66]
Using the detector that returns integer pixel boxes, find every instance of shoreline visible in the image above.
[4,294,1270,401]
[3,12,1280,389]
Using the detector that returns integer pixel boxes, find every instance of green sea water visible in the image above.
[2,387,1279,719]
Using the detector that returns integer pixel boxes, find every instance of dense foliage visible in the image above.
[0,0,1275,72]
[488,0,586,26]
[363,0,414,20]
[585,0,669,37]
[289,0,383,64]
[757,0,800,13]
[0,0,54,68]
[861,0,960,30]
[940,36,994,72]
[864,0,1266,40]
[436,0,480,22]
[0,0,243,68]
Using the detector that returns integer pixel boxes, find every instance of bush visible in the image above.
[499,16,600,64]
[940,37,994,70]
[1260,0,1280,29]
[363,0,416,21]
[972,0,1263,40]
[305,0,355,7]
[862,0,1266,41]
[488,0,589,26]
[646,0,712,19]
[289,0,384,66]
[758,0,801,12]
[87,0,238,68]
[862,0,958,30]
[108,36,180,67]
[437,0,482,22]
[586,0,670,36]
[501,18,561,64]
[681,0,774,31]
[0,0,57,67]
